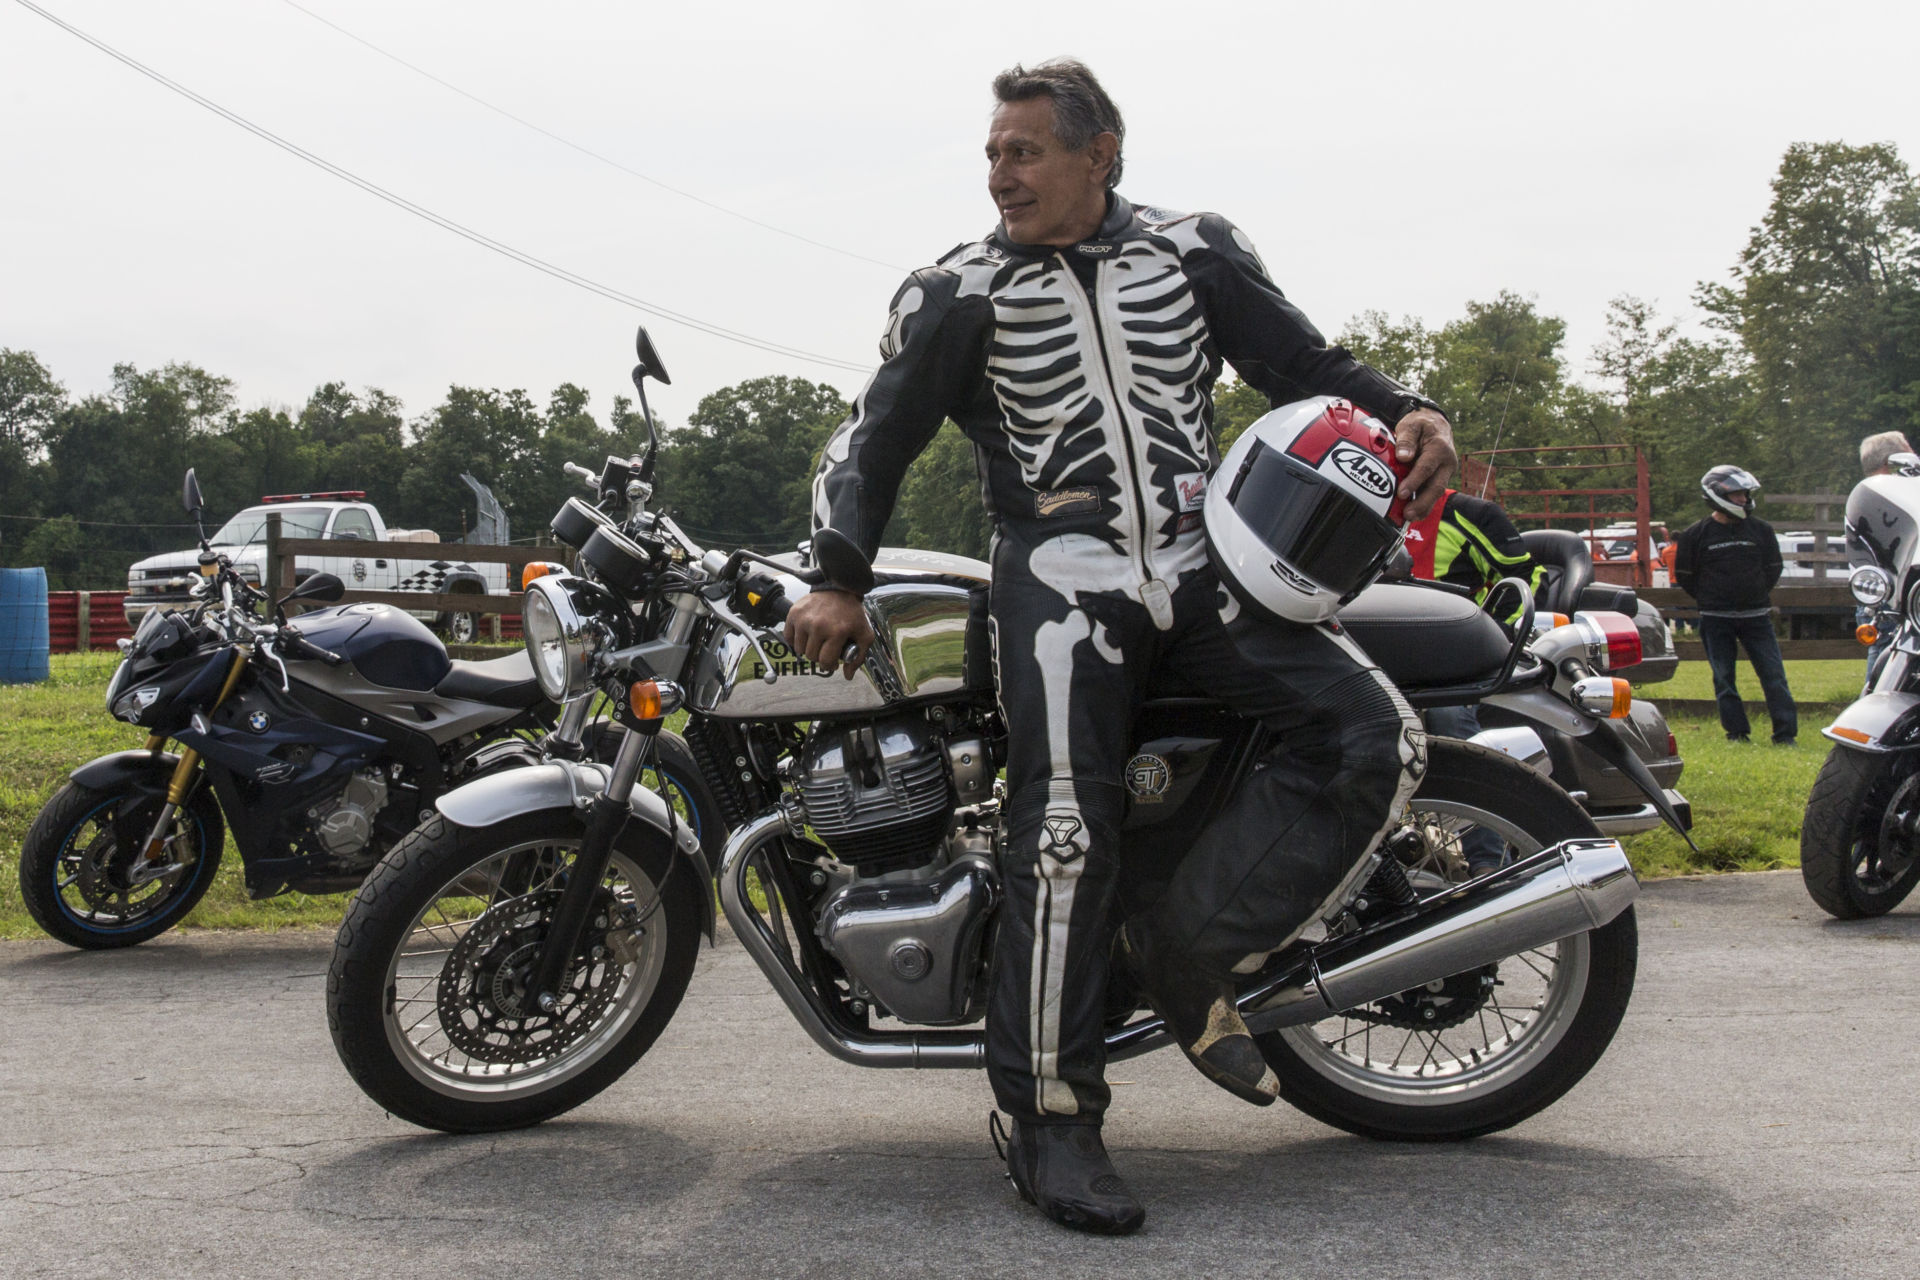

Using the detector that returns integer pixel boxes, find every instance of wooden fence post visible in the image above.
[265,512,284,596]
[76,590,91,652]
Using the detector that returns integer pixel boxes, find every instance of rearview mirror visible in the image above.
[284,573,346,605]
[633,326,671,385]
[182,468,204,516]
[809,527,874,596]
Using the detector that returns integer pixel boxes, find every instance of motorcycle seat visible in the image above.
[435,651,545,710]
[1337,582,1513,688]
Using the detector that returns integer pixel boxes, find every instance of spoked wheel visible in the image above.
[18,780,225,949]
[1256,740,1638,1141]
[1800,747,1920,919]
[327,810,701,1132]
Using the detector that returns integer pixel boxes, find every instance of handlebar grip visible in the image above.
[285,633,347,666]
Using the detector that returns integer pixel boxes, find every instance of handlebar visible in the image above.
[563,461,599,492]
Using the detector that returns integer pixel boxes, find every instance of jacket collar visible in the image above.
[988,192,1136,260]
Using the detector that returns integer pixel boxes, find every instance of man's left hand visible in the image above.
[1394,408,1456,521]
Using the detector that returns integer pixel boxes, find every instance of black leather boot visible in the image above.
[994,1115,1145,1235]
[1119,919,1279,1107]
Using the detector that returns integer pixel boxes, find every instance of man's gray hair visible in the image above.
[991,59,1125,189]
[1862,431,1915,475]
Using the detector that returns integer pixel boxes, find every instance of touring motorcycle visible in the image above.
[1802,453,1920,917]
[326,326,1657,1142]
[17,468,718,950]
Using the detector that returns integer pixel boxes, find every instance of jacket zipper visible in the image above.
[1059,254,1174,628]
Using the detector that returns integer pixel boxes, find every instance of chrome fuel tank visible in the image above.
[691,578,987,720]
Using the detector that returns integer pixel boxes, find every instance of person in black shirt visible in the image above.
[1673,465,1796,744]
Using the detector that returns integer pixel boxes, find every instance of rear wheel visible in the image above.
[327,810,701,1132]
[18,779,225,949]
[1256,740,1638,1141]
[1800,746,1920,919]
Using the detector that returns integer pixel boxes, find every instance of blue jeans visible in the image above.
[1422,703,1507,871]
[1698,613,1797,742]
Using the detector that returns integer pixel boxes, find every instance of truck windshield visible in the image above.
[210,506,331,545]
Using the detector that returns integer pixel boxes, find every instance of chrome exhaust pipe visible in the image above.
[717,808,986,1069]
[1241,837,1638,1035]
[721,805,1635,1069]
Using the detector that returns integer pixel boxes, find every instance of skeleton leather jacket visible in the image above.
[810,193,1439,627]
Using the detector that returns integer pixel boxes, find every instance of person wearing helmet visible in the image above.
[786,59,1452,1233]
[1855,434,1916,687]
[1674,465,1795,743]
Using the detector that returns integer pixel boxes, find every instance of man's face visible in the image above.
[985,97,1110,247]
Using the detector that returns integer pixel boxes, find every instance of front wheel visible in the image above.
[1800,746,1920,919]
[18,779,226,949]
[1256,739,1638,1141]
[327,809,701,1132]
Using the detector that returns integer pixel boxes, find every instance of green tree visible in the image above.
[1700,141,1920,494]
[1423,291,1569,458]
[399,386,545,538]
[657,376,848,551]
[0,349,67,540]
[891,423,993,559]
[1337,311,1440,392]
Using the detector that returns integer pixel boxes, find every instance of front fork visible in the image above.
[524,723,656,1015]
[133,649,248,879]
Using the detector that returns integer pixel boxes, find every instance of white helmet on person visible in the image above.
[1700,464,1761,519]
[1204,396,1410,624]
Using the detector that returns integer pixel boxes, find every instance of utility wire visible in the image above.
[278,0,907,275]
[13,0,876,376]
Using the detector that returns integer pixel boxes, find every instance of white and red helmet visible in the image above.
[1204,396,1410,623]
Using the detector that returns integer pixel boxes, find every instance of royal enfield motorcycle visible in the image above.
[327,326,1650,1142]
[17,468,719,950]
[1801,453,1920,917]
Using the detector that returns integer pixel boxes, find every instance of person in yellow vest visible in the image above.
[1404,488,1545,875]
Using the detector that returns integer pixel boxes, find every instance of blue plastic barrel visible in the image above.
[0,567,52,683]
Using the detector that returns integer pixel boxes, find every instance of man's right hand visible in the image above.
[784,589,875,680]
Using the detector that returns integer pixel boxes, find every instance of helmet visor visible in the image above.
[1227,443,1404,598]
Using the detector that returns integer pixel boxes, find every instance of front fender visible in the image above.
[1824,691,1920,753]
[436,760,716,941]
[72,749,180,793]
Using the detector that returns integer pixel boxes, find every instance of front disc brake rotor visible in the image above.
[436,888,625,1064]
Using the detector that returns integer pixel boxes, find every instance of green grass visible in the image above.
[1618,711,1826,879]
[1649,657,1863,707]
[0,652,1847,940]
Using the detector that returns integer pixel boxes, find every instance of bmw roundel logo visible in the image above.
[248,710,271,733]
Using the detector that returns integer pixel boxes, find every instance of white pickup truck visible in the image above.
[124,491,511,641]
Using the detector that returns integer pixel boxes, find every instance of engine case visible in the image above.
[310,768,390,860]
[795,714,954,871]
[816,855,998,1025]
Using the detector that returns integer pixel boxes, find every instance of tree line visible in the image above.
[3,141,1915,589]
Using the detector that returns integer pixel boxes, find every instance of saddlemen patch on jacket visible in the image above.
[1036,487,1100,519]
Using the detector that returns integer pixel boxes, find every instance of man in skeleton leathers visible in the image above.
[787,59,1455,1233]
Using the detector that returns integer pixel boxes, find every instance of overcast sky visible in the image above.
[4,0,1916,433]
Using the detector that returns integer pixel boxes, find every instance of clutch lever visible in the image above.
[703,592,785,685]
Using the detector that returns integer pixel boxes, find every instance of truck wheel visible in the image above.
[438,586,483,645]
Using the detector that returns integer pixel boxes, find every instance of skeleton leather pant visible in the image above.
[984,534,1425,1124]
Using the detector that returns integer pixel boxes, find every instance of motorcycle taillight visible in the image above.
[1576,611,1641,671]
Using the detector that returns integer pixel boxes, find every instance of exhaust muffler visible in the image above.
[1236,837,1637,1037]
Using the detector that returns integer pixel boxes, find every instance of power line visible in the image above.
[277,0,908,276]
[13,0,876,377]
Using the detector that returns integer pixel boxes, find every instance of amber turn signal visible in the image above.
[1830,726,1873,744]
[629,680,664,721]
[1857,624,1879,646]
[522,561,564,589]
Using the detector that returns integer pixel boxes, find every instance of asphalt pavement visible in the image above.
[3,870,1915,1280]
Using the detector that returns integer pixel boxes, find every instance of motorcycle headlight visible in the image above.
[522,574,598,701]
[1851,565,1893,607]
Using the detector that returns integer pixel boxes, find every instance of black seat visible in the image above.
[1337,582,1513,688]
[435,650,545,710]
[1521,529,1594,615]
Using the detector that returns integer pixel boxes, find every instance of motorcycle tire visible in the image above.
[1799,745,1920,919]
[18,779,226,950]
[1255,739,1637,1142]
[328,808,702,1133]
